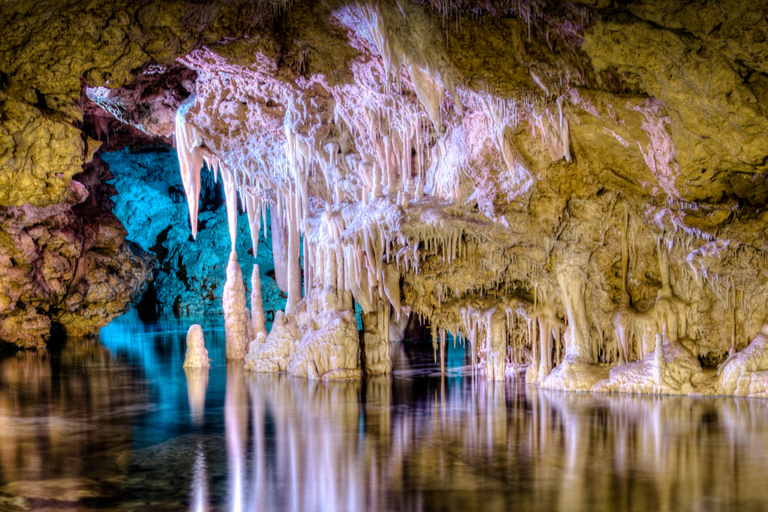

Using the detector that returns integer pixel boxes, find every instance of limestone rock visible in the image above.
[8,0,768,396]
[0,159,156,346]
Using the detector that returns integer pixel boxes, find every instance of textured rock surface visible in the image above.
[287,287,361,380]
[103,147,286,316]
[0,157,156,347]
[244,310,301,372]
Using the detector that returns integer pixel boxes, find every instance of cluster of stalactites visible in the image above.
[175,102,267,257]
[532,97,571,162]
[172,1,578,377]
[455,298,565,381]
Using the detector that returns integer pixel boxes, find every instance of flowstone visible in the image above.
[718,322,768,397]
[244,311,301,373]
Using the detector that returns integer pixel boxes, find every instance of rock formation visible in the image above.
[4,0,768,395]
[183,324,211,368]
[223,252,250,360]
[0,155,156,347]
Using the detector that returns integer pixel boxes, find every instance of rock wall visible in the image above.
[0,155,156,347]
[103,147,286,316]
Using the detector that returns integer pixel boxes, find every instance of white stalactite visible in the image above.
[286,195,302,313]
[251,265,268,339]
[271,211,289,293]
[175,96,203,238]
[221,166,239,252]
[246,193,261,258]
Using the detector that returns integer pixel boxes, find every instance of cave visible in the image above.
[3,0,768,509]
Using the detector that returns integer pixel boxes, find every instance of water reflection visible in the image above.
[3,318,768,510]
[0,340,147,508]
[210,373,768,512]
[185,367,209,426]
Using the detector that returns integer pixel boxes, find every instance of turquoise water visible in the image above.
[2,311,768,511]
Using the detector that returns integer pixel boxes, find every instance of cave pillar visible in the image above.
[362,301,392,376]
[485,307,507,381]
[556,263,592,363]
[538,317,552,381]
[251,265,267,339]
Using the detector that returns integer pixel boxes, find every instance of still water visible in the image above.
[2,311,768,511]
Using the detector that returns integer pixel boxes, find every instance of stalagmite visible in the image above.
[245,308,254,343]
[183,324,211,368]
[251,265,267,339]
[223,252,249,360]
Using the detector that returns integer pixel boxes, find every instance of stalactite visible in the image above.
[221,166,239,252]
[175,97,203,238]
[251,265,267,340]
[246,193,261,258]
[271,210,289,294]
[286,195,302,312]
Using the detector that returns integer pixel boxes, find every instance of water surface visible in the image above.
[1,311,768,511]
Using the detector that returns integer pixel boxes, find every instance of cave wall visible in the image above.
[0,154,156,347]
[103,146,286,316]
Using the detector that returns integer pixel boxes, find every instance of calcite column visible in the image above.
[286,199,302,313]
[538,316,552,381]
[556,263,592,363]
[251,265,267,339]
[271,211,289,293]
[485,307,507,381]
[362,301,392,376]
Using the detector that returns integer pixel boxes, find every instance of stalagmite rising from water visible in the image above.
[183,324,211,368]
[223,252,249,360]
